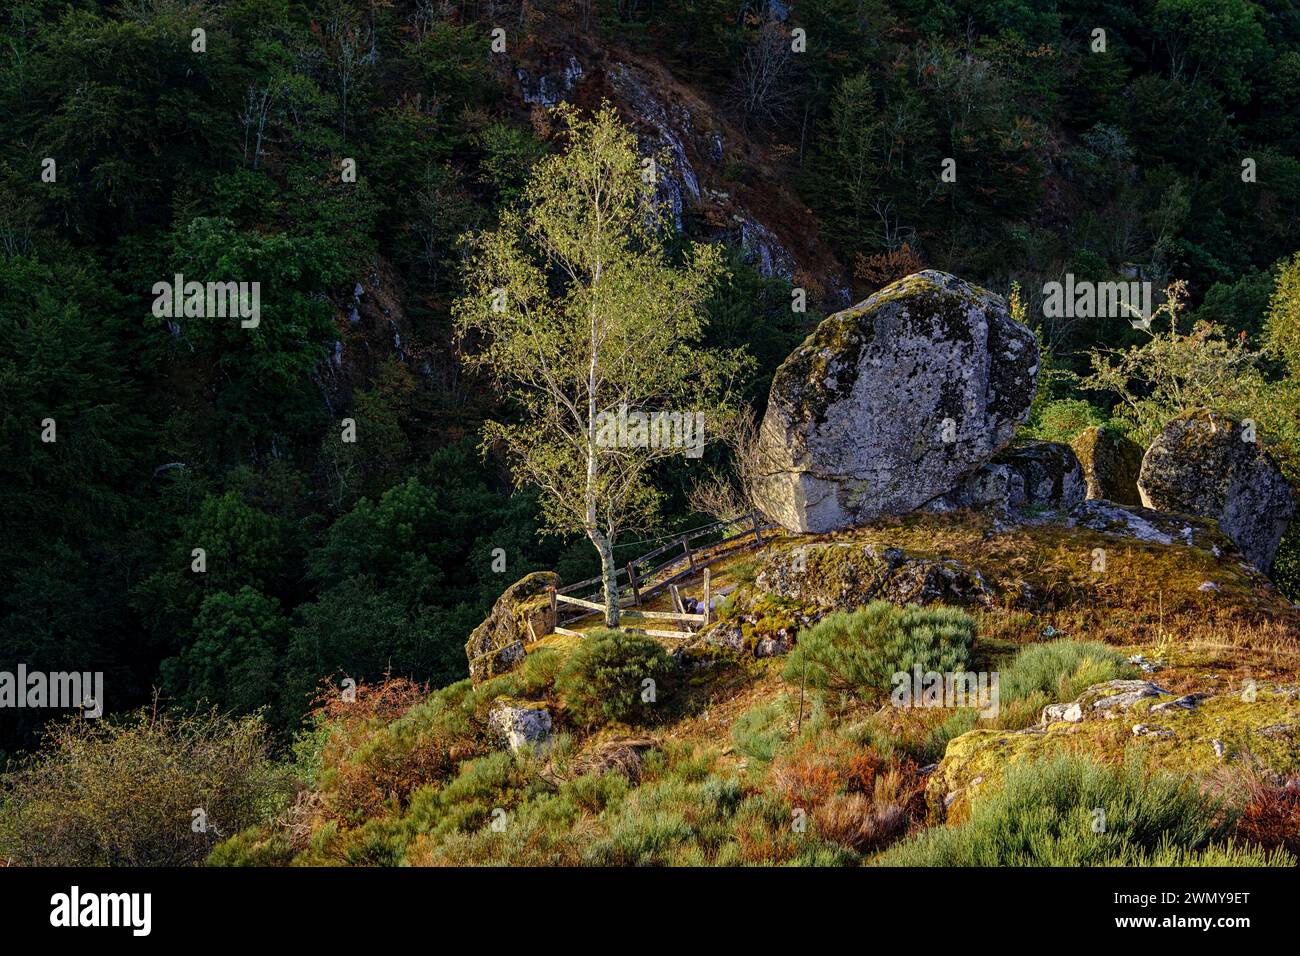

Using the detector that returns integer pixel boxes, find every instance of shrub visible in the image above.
[1023,398,1105,444]
[872,756,1291,866]
[555,629,675,729]
[0,709,291,866]
[1235,773,1300,856]
[730,696,792,765]
[782,602,976,697]
[998,639,1130,712]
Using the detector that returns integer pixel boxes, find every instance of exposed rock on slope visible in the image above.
[751,271,1039,533]
[465,571,558,682]
[930,680,1300,821]
[1072,425,1143,505]
[505,45,850,300]
[755,541,996,610]
[1138,409,1295,572]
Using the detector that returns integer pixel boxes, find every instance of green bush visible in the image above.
[873,756,1292,867]
[1271,523,1300,602]
[555,630,676,729]
[731,696,793,764]
[1023,398,1105,444]
[1000,639,1130,705]
[782,602,976,697]
[994,639,1130,729]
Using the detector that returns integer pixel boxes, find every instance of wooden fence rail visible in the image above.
[549,511,773,637]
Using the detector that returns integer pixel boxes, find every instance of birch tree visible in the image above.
[455,104,750,626]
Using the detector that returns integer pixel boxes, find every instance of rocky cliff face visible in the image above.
[506,43,850,304]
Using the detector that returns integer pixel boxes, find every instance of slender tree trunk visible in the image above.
[590,528,620,628]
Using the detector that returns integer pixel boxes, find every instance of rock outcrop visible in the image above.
[465,571,558,683]
[1137,409,1295,572]
[751,271,1038,533]
[1071,425,1143,505]
[926,441,1085,514]
[755,541,996,611]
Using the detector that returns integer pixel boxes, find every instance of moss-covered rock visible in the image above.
[1138,409,1295,572]
[755,540,996,611]
[698,588,821,656]
[1072,425,1143,505]
[929,680,1300,821]
[465,571,559,683]
[751,270,1038,533]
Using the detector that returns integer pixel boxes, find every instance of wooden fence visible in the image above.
[548,512,774,639]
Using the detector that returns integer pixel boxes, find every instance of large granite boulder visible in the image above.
[1071,425,1143,505]
[465,571,559,683]
[751,271,1038,533]
[926,440,1085,514]
[1137,409,1295,572]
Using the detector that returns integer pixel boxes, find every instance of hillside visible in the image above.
[210,506,1300,866]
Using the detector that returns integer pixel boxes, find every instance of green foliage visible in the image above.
[782,603,977,697]
[0,709,290,866]
[555,630,676,729]
[994,639,1132,728]
[874,756,1288,866]
[162,586,290,716]
[1152,0,1268,103]
[1265,252,1300,375]
[1023,398,1105,444]
[1083,282,1269,446]
[1000,639,1131,704]
[731,696,793,765]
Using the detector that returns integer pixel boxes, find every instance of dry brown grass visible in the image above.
[1236,772,1300,856]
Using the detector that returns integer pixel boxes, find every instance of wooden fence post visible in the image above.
[626,562,641,608]
[751,513,764,546]
[682,537,696,570]
[549,586,557,616]
[702,567,712,626]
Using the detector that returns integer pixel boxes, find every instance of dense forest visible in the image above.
[3,0,1299,775]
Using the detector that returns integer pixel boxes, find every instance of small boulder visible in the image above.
[751,270,1038,533]
[1138,409,1295,572]
[488,700,553,755]
[1040,702,1083,725]
[1079,679,1170,713]
[1071,426,1143,505]
[465,571,559,683]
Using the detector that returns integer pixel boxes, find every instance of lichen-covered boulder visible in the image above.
[755,541,995,610]
[465,571,559,683]
[926,440,1084,514]
[751,271,1039,533]
[488,700,553,755]
[1137,409,1295,572]
[1071,425,1143,505]
[999,441,1086,510]
[698,590,819,657]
